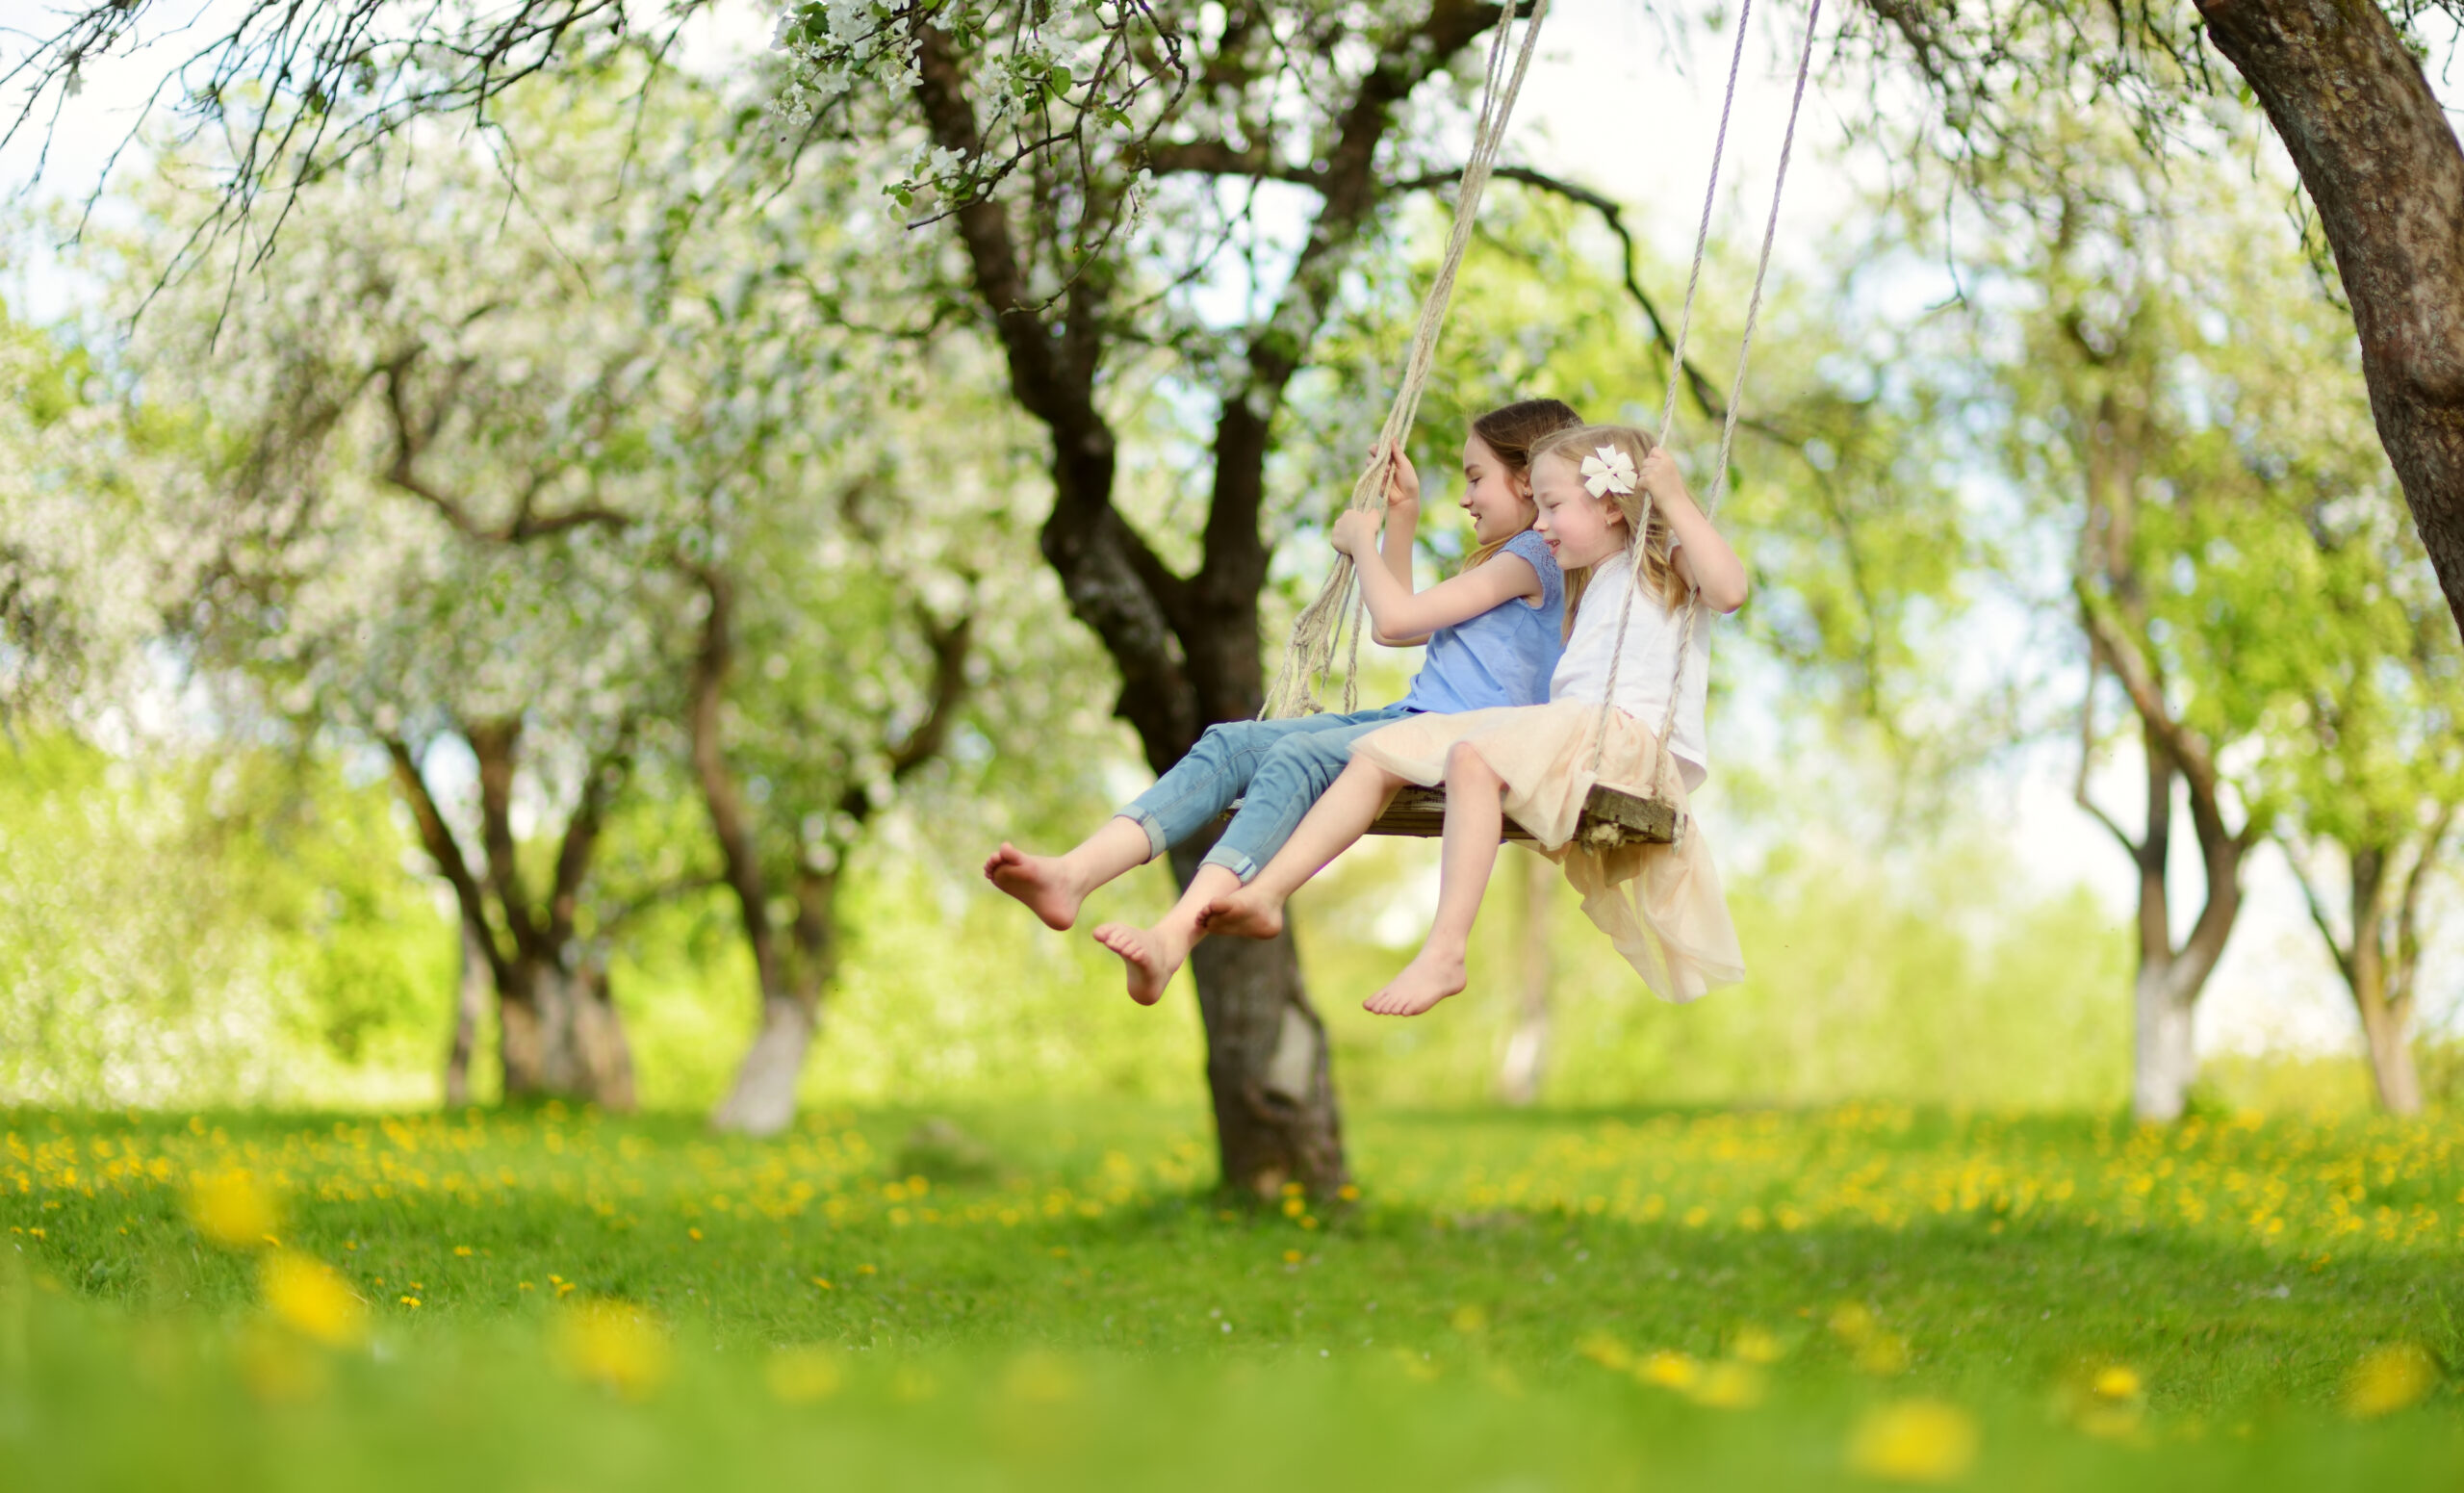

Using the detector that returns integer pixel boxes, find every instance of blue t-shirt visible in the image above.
[1398,529,1566,713]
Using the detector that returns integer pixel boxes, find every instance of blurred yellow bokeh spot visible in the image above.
[259,1250,366,1349]
[552,1300,671,1401]
[2345,1344,2437,1419]
[186,1171,279,1250]
[1847,1399,1980,1483]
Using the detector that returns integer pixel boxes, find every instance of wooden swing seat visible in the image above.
[1221,781,1681,850]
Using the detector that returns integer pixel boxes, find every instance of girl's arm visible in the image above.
[1375,443,1420,597]
[1637,448,1749,613]
[1331,508,1547,645]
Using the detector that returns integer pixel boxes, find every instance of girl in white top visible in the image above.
[1201,423,1747,1012]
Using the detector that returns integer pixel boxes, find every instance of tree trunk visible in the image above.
[499,957,635,1110]
[711,996,819,1137]
[443,916,488,1107]
[2354,965,2424,1115]
[2197,0,2464,637]
[1174,837,1349,1199]
[2131,961,2199,1122]
[1497,850,1553,1106]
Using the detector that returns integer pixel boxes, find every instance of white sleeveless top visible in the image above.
[1548,549,1711,789]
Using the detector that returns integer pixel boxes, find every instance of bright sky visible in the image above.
[7,0,2458,1065]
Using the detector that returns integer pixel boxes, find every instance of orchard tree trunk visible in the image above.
[1497,850,1553,1106]
[443,917,489,1106]
[499,957,636,1110]
[2197,0,2464,639]
[386,725,636,1112]
[2131,961,2200,1123]
[910,2,1497,1198]
[686,562,970,1138]
[2291,824,2449,1117]
[1173,837,1349,1198]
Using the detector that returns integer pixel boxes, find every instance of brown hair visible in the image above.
[1459,399,1584,573]
[1529,423,1684,636]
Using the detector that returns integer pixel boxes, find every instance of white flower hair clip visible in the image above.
[1580,445,1638,499]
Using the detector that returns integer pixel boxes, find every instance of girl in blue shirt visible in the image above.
[985,399,1578,1004]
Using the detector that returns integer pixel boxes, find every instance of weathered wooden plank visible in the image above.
[1219,782,1679,847]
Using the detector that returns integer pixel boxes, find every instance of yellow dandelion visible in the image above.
[186,1171,279,1250]
[453,1246,474,1257]
[2345,1344,2437,1419]
[810,1277,833,1290]
[1282,1250,1303,1265]
[259,1251,367,1349]
[552,1299,671,1401]
[1846,1399,1980,1483]
[1636,1351,1702,1391]
[2092,1365,2142,1402]
[1450,1304,1488,1335]
[764,1346,847,1405]
[398,1296,422,1308]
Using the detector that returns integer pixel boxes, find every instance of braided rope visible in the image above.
[1581,0,1757,776]
[1591,0,1824,775]
[1260,0,1553,721]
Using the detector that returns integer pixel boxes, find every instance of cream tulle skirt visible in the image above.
[1350,700,1745,1003]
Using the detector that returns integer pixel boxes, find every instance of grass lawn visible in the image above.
[5,1099,2461,1488]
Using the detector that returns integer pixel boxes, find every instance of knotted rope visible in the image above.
[1588,0,1823,781]
[1259,0,1553,721]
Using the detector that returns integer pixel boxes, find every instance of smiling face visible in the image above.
[1459,432,1539,548]
[1530,450,1630,570]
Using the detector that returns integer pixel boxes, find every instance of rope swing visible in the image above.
[1259,0,1824,849]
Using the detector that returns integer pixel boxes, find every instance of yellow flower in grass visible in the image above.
[1636,1351,1702,1392]
[764,1346,847,1405]
[1847,1399,1979,1483]
[552,1300,671,1401]
[259,1251,366,1349]
[186,1171,279,1250]
[2345,1345,2437,1419]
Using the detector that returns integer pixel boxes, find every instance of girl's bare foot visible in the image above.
[1091,922,1185,1006]
[1196,885,1285,941]
[1364,949,1467,1017]
[984,843,1088,931]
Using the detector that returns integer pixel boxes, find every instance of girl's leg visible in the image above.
[1090,863,1241,1006]
[1200,755,1407,941]
[1367,740,1507,1017]
[984,814,1152,932]
[987,715,1313,929]
[1089,713,1405,1005]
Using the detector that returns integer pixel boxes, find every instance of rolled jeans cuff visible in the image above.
[1116,809,1169,864]
[1196,843,1260,883]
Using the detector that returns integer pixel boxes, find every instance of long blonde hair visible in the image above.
[1457,399,1583,573]
[1530,424,1684,637]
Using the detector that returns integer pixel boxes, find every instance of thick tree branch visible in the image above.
[682,562,779,1000]
[2198,0,2464,636]
[384,734,512,991]
[547,727,632,948]
[378,348,632,541]
[466,717,544,960]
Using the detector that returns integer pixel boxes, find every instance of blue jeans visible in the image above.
[1118,705,1414,882]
